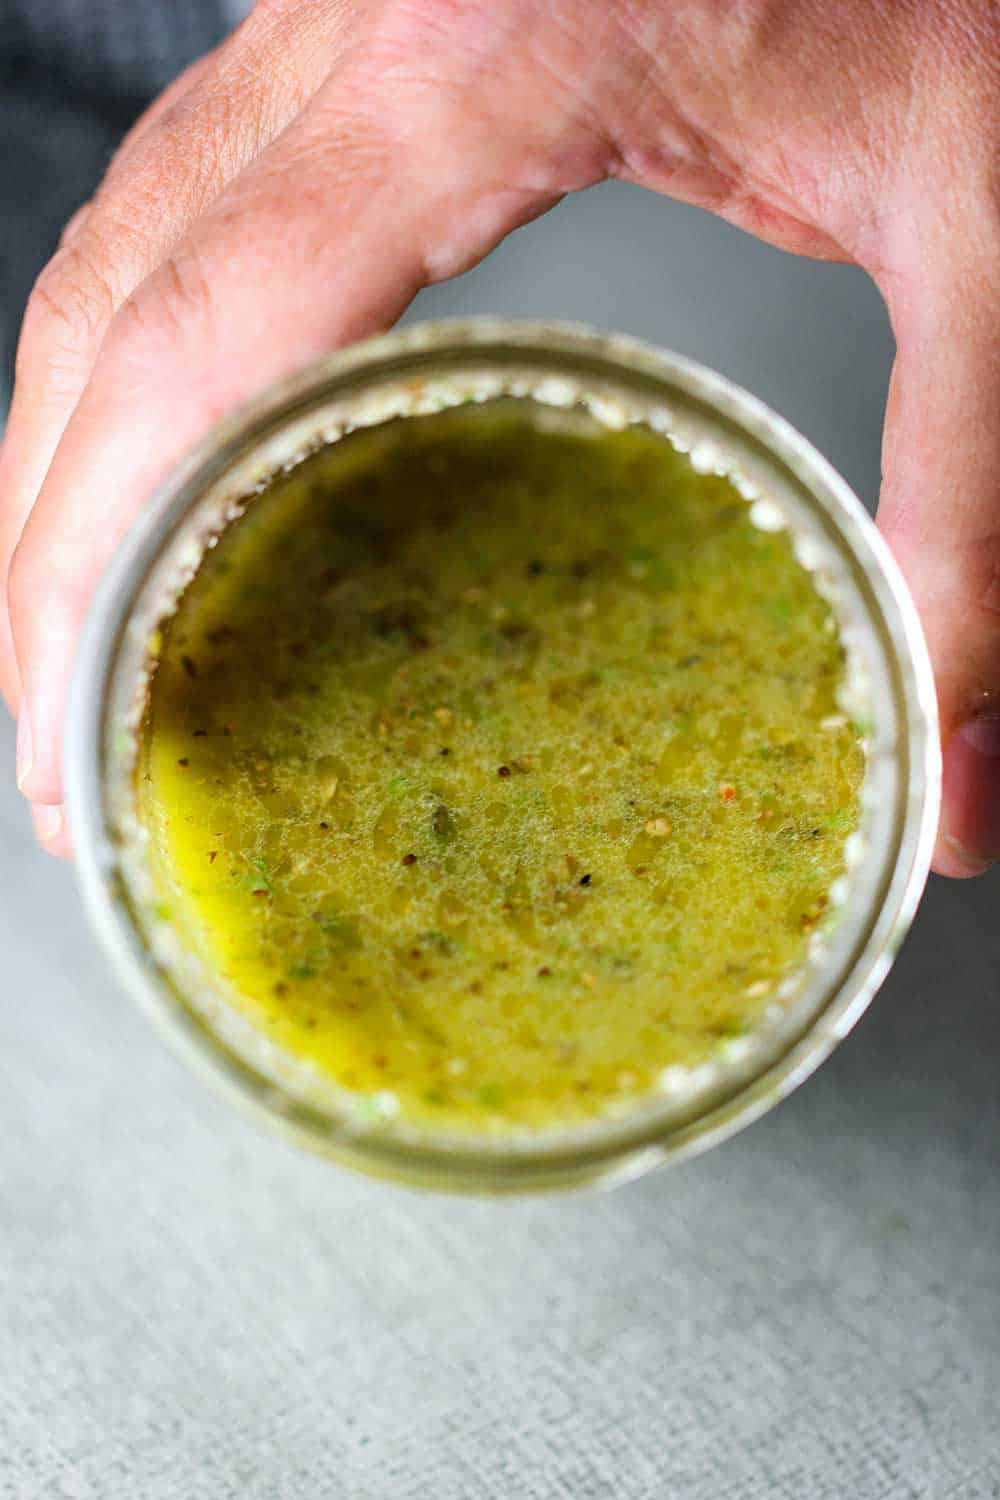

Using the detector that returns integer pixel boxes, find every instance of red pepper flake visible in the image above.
[402,852,417,866]
[208,850,218,863]
[497,765,512,779]
[719,783,736,803]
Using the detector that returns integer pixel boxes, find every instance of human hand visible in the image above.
[2,0,997,872]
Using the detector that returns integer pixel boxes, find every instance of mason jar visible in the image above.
[65,320,940,1193]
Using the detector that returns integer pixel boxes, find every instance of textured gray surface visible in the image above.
[3,181,999,1497]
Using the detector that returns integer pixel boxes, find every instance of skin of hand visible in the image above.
[0,0,997,870]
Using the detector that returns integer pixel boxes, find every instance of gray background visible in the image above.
[2,166,999,1497]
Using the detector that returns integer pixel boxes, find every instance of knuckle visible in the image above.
[19,241,118,373]
[26,241,118,345]
[113,247,215,359]
[57,198,96,250]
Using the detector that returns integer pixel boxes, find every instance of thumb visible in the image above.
[877,244,1000,877]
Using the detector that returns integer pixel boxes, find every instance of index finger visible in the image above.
[8,69,587,809]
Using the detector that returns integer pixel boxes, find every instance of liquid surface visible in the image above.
[140,406,863,1134]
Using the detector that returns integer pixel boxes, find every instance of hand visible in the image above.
[2,0,998,872]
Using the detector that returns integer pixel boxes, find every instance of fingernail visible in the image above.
[15,708,32,791]
[34,803,63,842]
[942,714,1000,868]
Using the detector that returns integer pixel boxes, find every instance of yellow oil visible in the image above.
[139,406,863,1133]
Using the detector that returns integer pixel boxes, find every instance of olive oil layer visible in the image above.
[140,408,863,1133]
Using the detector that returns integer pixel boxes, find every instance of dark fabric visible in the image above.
[0,0,235,396]
[0,0,232,109]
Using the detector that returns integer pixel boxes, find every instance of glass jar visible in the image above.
[66,320,940,1193]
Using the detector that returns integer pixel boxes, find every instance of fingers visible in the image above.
[8,64,579,811]
[877,231,1000,877]
[0,2,333,712]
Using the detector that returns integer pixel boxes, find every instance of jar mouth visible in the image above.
[65,319,940,1193]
